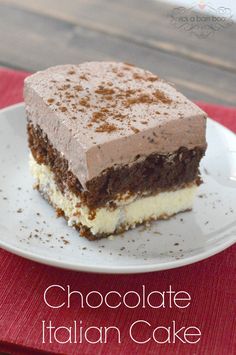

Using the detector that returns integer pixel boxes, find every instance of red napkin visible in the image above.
[0,68,235,355]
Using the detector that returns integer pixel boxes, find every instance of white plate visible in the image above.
[0,103,235,273]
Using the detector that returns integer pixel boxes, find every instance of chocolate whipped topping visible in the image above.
[24,62,207,189]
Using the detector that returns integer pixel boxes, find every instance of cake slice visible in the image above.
[24,62,207,239]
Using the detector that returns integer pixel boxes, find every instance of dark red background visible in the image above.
[0,68,235,355]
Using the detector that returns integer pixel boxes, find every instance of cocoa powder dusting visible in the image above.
[153,90,172,104]
[79,98,90,107]
[131,126,140,133]
[126,94,154,106]
[95,88,115,95]
[95,123,118,133]
[74,85,83,91]
[45,63,173,136]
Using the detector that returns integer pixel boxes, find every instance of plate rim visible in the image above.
[0,234,235,274]
[0,102,235,274]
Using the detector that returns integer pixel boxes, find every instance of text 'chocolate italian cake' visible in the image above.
[24,62,207,239]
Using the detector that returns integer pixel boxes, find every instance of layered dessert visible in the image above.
[24,62,207,239]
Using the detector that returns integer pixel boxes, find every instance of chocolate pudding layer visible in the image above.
[28,123,204,209]
[24,62,207,189]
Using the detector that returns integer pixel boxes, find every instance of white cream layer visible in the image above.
[30,155,197,236]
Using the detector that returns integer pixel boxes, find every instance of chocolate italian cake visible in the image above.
[24,62,207,239]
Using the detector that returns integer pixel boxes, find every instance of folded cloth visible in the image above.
[0,68,235,355]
